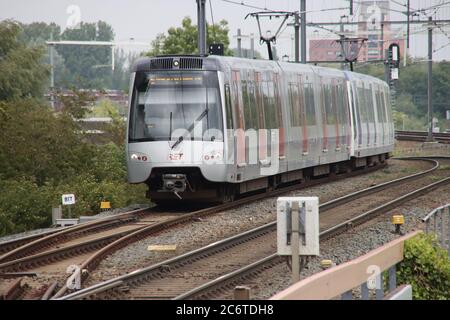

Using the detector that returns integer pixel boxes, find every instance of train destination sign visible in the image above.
[148,75,203,86]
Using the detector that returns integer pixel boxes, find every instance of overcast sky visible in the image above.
[1,0,449,61]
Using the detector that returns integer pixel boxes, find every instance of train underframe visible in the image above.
[146,153,390,205]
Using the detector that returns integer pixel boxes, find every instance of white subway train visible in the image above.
[126,55,394,204]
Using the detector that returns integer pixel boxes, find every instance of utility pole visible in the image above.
[427,16,434,141]
[300,0,306,63]
[380,22,384,60]
[250,34,255,59]
[339,16,345,70]
[237,28,242,57]
[49,32,55,110]
[197,0,207,56]
[406,0,410,49]
[294,12,300,63]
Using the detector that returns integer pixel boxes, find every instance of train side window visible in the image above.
[255,72,265,129]
[375,88,384,123]
[232,71,244,130]
[298,77,307,127]
[304,83,316,125]
[357,86,367,123]
[224,84,233,129]
[263,80,277,129]
[337,83,347,125]
[288,82,300,127]
[379,88,386,122]
[248,80,258,129]
[273,74,282,128]
[366,86,375,123]
[324,84,335,125]
[242,80,252,129]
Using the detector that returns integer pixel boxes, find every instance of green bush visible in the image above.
[0,178,53,235]
[397,233,450,300]
[49,173,148,217]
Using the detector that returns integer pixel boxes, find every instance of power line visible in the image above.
[219,0,273,12]
[209,0,217,41]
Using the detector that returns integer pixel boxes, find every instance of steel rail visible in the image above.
[395,130,450,143]
[0,207,150,263]
[57,157,445,300]
[0,227,147,273]
[52,161,390,299]
[176,162,450,300]
[0,228,69,256]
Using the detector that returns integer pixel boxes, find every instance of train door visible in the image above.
[375,85,385,147]
[366,83,376,147]
[357,82,369,148]
[255,72,268,165]
[231,70,246,168]
[331,79,340,152]
[304,75,318,159]
[273,73,285,163]
[319,76,329,154]
[298,75,308,156]
[241,70,259,169]
[224,83,234,165]
[339,79,351,153]
[287,74,299,168]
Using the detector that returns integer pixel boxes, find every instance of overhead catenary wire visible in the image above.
[209,0,217,41]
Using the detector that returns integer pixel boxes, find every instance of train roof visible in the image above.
[132,55,387,87]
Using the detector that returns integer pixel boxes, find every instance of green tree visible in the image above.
[147,17,233,56]
[0,20,49,101]
[56,21,115,89]
[18,22,61,45]
[0,98,95,185]
[55,88,96,119]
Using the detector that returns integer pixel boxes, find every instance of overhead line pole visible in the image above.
[300,0,307,63]
[427,16,434,142]
[197,0,207,56]
[294,12,300,62]
[407,0,411,48]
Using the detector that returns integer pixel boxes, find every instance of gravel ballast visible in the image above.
[85,158,439,285]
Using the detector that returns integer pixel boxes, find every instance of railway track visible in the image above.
[0,229,69,256]
[56,156,449,300]
[50,160,390,299]
[0,207,193,273]
[395,130,450,144]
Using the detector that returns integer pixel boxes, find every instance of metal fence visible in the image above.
[422,203,450,256]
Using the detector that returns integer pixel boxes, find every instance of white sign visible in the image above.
[391,68,399,80]
[62,194,76,205]
[277,197,319,256]
[446,110,450,120]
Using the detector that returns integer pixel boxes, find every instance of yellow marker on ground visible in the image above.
[148,245,177,251]
[391,215,405,225]
[320,259,334,270]
[100,201,111,209]
[392,215,405,234]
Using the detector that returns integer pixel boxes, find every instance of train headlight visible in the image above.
[129,152,149,162]
[203,150,222,163]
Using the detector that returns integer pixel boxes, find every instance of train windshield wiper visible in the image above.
[170,108,208,150]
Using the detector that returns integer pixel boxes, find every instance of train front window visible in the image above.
[129,71,223,142]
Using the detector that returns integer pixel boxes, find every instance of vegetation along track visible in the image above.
[56,156,449,300]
